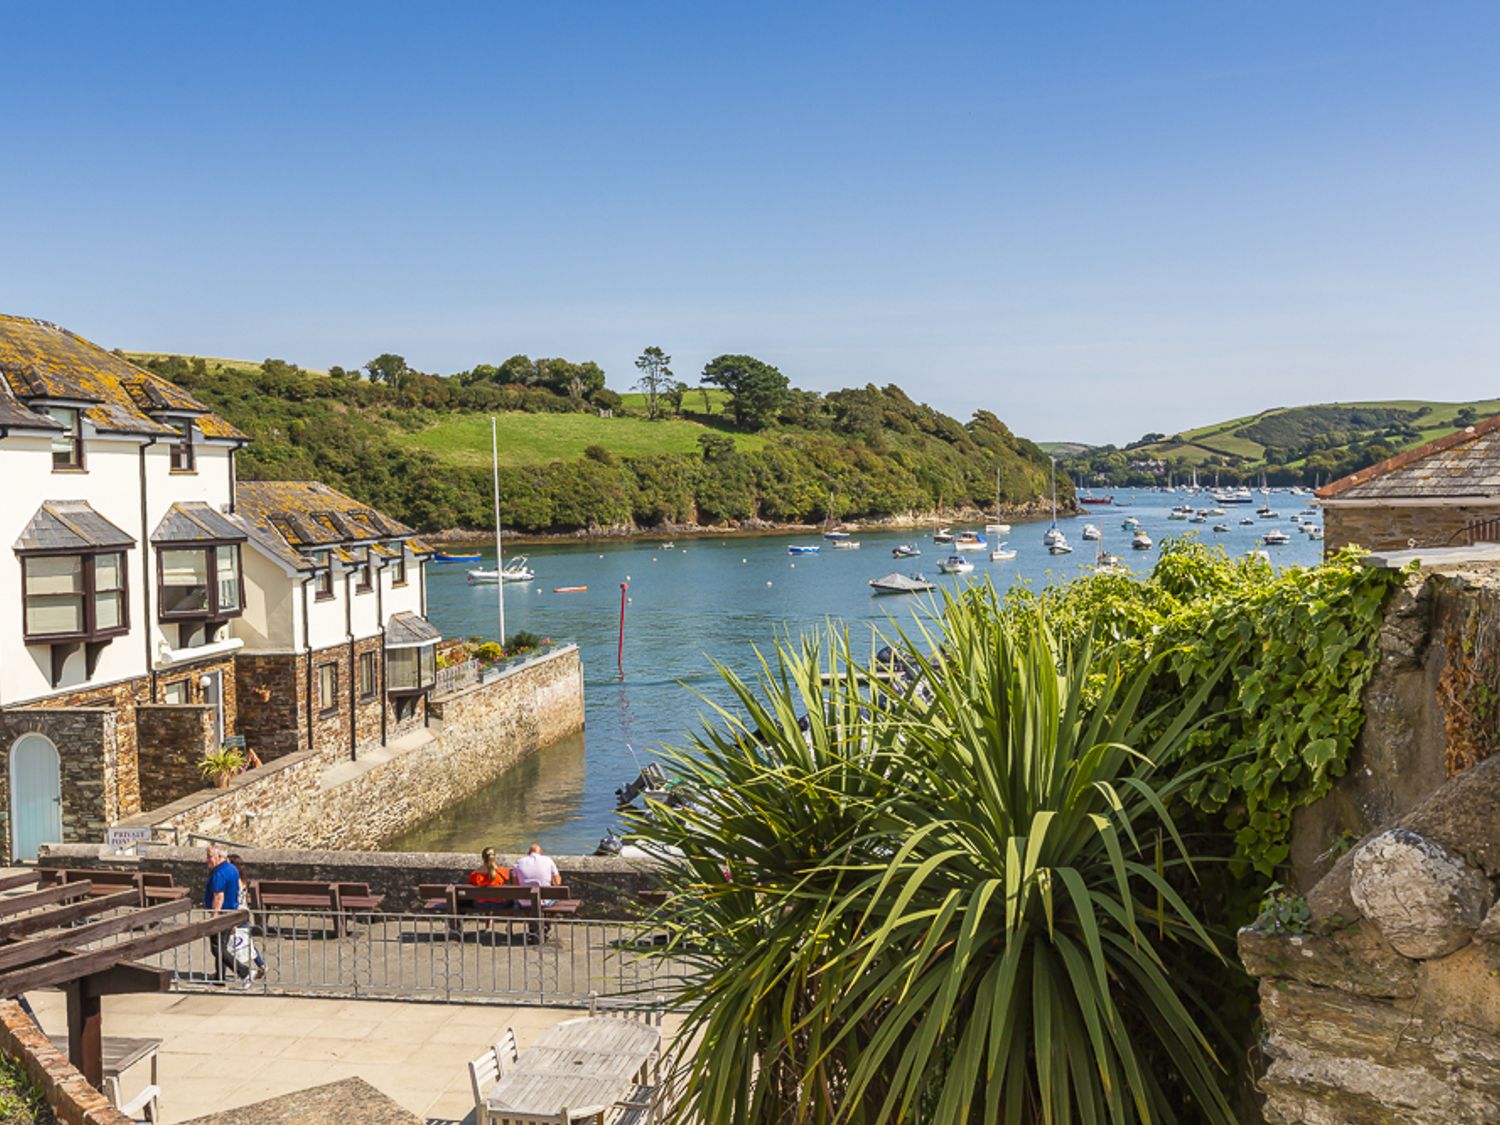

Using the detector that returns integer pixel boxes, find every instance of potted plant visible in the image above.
[198,747,247,789]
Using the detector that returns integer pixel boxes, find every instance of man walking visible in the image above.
[204,845,250,984]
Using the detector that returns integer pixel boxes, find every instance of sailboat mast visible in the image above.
[491,416,505,646]
[1050,456,1057,526]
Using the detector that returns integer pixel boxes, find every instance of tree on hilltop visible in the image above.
[701,354,789,430]
[364,353,409,386]
[634,346,673,419]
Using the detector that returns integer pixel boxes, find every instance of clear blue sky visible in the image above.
[4,2,1497,444]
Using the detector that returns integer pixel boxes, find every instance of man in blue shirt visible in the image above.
[204,845,249,983]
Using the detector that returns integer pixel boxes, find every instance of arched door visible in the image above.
[11,734,62,862]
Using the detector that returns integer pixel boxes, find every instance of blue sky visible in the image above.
[4,2,1497,443]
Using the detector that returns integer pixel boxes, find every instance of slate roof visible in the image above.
[386,611,442,648]
[151,502,247,544]
[0,315,245,440]
[234,481,418,572]
[1318,416,1500,501]
[14,501,136,552]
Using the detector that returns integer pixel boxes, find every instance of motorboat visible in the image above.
[1131,531,1153,550]
[1213,523,1231,533]
[1215,488,1255,505]
[1095,549,1127,574]
[1307,526,1324,541]
[989,542,1017,561]
[933,528,955,544]
[1121,516,1141,529]
[937,555,974,575]
[1240,517,1256,526]
[1048,539,1074,556]
[1168,510,1188,521]
[467,556,536,583]
[787,545,821,555]
[434,551,482,563]
[869,572,936,595]
[1263,529,1291,545]
[1207,507,1226,516]
[1289,514,1301,524]
[1257,507,1278,518]
[892,543,921,558]
[831,540,861,550]
[1189,513,1207,524]
[1248,549,1272,562]
[984,522,1012,535]
[1079,493,1114,505]
[953,531,987,552]
[1081,524,1101,540]
[823,529,851,541]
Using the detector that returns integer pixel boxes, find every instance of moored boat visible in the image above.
[892,543,921,558]
[989,542,1017,561]
[1131,530,1153,550]
[933,528,955,544]
[435,551,482,563]
[831,540,862,550]
[1263,529,1291,545]
[868,571,936,595]
[953,531,987,551]
[467,556,536,583]
[1213,522,1230,533]
[1081,524,1101,540]
[937,555,974,574]
[1048,538,1073,555]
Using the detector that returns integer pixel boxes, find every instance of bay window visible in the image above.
[159,543,242,619]
[387,643,436,693]
[22,551,128,642]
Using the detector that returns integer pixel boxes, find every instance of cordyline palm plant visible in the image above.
[631,596,1236,1125]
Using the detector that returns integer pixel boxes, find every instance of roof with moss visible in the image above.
[0,314,244,440]
[235,480,428,571]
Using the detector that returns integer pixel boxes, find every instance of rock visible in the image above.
[1238,920,1418,999]
[1400,751,1500,878]
[1477,900,1500,943]
[1349,828,1494,959]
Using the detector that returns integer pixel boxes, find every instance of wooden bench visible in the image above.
[418,884,581,939]
[250,879,385,938]
[39,868,189,904]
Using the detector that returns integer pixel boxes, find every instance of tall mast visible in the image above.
[491,416,505,646]
[1050,456,1057,527]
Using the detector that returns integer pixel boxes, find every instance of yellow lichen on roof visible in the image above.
[0,314,245,440]
[236,481,415,548]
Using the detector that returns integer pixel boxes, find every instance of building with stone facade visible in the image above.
[1317,415,1500,554]
[0,315,440,861]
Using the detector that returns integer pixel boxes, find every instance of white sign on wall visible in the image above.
[105,827,154,854]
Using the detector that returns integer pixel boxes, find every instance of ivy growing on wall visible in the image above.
[999,540,1404,875]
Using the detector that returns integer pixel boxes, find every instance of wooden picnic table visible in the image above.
[486,1016,660,1120]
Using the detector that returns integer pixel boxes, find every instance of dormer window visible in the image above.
[45,407,84,470]
[314,552,334,600]
[355,548,373,593]
[391,551,407,587]
[169,419,195,472]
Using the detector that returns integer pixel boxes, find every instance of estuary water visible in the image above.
[388,488,1324,855]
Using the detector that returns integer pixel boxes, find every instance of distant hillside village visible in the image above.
[0,314,582,865]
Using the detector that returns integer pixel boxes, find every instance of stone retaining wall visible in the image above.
[38,843,659,920]
[136,704,216,810]
[113,645,585,852]
[0,999,133,1125]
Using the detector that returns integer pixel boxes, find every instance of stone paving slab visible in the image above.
[180,1076,421,1124]
[28,989,685,1124]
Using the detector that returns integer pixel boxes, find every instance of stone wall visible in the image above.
[1242,750,1500,1122]
[38,843,656,920]
[17,677,150,819]
[114,646,585,856]
[0,999,134,1125]
[136,704,216,811]
[0,709,119,863]
[1325,502,1500,555]
[233,652,304,760]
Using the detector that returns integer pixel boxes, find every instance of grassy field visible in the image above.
[617,388,732,415]
[1136,398,1500,467]
[392,410,768,467]
[124,351,330,377]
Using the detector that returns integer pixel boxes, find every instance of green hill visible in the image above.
[1067,398,1500,486]
[127,353,1062,534]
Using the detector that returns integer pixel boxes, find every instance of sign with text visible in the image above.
[105,827,154,853]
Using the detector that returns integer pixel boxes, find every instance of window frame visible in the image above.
[316,661,339,716]
[156,541,244,621]
[387,642,437,695]
[20,548,130,644]
[45,406,85,471]
[354,547,373,594]
[357,650,379,700]
[168,418,196,473]
[313,552,334,601]
[390,550,408,587]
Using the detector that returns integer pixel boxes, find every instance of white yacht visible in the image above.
[1081,524,1101,540]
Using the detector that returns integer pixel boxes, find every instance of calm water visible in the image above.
[388,488,1323,855]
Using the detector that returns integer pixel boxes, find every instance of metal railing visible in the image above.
[435,658,481,696]
[433,642,573,700]
[107,909,686,1008]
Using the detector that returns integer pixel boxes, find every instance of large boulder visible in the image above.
[1350,828,1494,959]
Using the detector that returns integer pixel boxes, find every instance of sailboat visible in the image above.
[823,488,851,539]
[985,468,1012,534]
[1043,457,1064,546]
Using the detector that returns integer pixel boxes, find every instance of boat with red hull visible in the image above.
[1079,494,1114,505]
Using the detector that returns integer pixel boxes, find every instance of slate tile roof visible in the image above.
[235,481,421,571]
[1318,416,1500,501]
[14,501,136,552]
[386,611,442,647]
[151,502,247,544]
[0,315,245,440]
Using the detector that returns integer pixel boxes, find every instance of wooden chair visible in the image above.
[468,1028,521,1125]
[607,1084,660,1124]
[105,1074,160,1123]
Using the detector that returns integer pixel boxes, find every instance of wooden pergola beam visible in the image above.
[0,909,248,996]
[0,872,41,894]
[0,881,92,919]
[0,889,141,941]
[0,897,192,972]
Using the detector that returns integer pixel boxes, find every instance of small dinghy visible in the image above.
[868,571,936,595]
[553,585,589,593]
[435,551,482,563]
[892,543,921,558]
[787,545,821,555]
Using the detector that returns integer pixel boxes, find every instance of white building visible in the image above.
[0,315,439,861]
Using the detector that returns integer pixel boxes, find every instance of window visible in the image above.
[22,551,128,641]
[169,419,195,472]
[314,552,334,600]
[357,651,378,699]
[388,643,437,693]
[163,680,188,704]
[355,548,372,594]
[317,662,338,714]
[46,407,83,470]
[160,544,242,619]
[391,551,407,587]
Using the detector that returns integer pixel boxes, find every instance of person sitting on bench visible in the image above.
[466,847,513,911]
[512,843,561,907]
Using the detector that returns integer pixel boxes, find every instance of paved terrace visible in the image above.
[28,990,688,1124]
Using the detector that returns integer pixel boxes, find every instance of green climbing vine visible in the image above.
[1002,539,1404,875]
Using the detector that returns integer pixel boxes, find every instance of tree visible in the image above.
[634,346,673,420]
[701,354,789,430]
[665,380,688,416]
[363,354,409,386]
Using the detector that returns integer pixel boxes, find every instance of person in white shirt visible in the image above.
[513,843,561,889]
